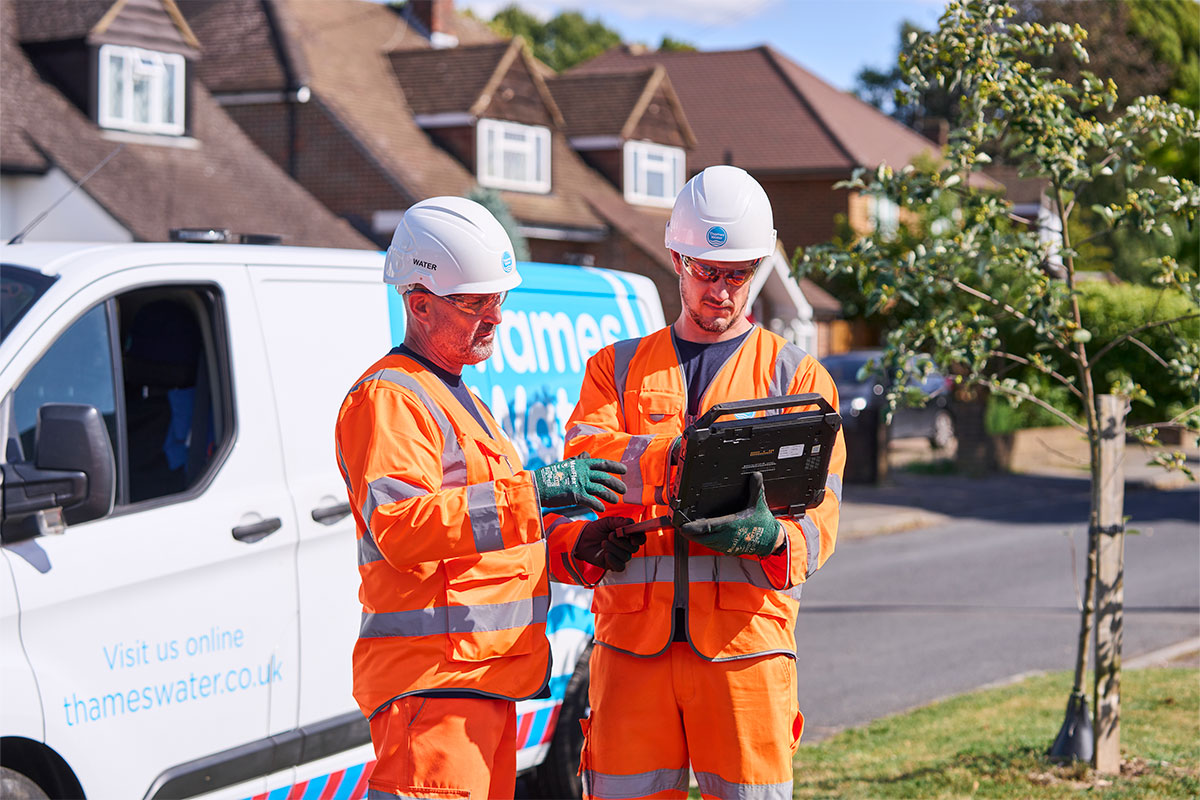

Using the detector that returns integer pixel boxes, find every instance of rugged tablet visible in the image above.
[668,393,841,526]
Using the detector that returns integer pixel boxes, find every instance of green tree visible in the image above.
[797,0,1198,769]
[854,20,956,125]
[657,35,696,52]
[487,5,621,72]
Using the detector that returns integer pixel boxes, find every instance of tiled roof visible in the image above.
[550,69,654,138]
[16,0,200,53]
[13,0,112,42]
[178,0,298,92]
[572,45,939,174]
[388,41,512,116]
[1,0,371,248]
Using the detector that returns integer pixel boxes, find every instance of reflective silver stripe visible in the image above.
[336,442,352,491]
[619,434,654,499]
[544,514,574,536]
[694,771,792,800]
[767,342,809,403]
[368,791,446,800]
[353,369,468,489]
[467,481,504,553]
[612,338,640,419]
[825,473,843,503]
[688,554,775,591]
[359,595,549,639]
[597,554,674,587]
[586,766,690,799]
[784,584,804,601]
[360,476,429,565]
[802,516,821,577]
[358,534,384,567]
[565,422,606,445]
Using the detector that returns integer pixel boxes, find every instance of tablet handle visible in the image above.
[692,392,834,430]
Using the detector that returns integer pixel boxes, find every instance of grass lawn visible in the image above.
[790,669,1198,799]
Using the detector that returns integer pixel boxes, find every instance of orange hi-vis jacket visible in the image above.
[335,351,551,719]
[550,326,845,661]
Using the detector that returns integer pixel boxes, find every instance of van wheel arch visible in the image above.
[1,738,84,799]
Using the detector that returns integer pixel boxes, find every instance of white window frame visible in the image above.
[97,44,186,136]
[623,140,685,208]
[476,118,551,194]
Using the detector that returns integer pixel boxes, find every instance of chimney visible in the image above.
[409,0,457,47]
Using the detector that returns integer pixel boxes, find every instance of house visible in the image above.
[0,0,369,248]
[569,45,959,354]
[179,0,689,319]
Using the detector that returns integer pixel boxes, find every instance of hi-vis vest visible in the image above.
[336,352,550,718]
[550,326,845,661]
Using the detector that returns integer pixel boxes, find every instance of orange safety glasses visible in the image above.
[406,286,507,316]
[680,254,764,287]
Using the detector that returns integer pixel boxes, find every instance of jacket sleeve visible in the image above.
[760,358,845,589]
[336,381,543,570]
[563,347,676,510]
[545,512,606,588]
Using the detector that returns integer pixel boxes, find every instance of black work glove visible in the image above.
[677,472,781,557]
[534,453,627,513]
[573,516,642,572]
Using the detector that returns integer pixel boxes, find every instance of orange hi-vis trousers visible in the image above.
[367,695,517,799]
[581,643,803,800]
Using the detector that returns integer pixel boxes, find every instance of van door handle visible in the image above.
[311,502,351,525]
[232,517,282,543]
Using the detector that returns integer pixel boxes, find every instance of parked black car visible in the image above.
[822,349,955,482]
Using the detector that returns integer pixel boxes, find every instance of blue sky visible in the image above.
[455,0,949,91]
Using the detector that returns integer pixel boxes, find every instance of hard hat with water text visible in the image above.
[383,196,521,295]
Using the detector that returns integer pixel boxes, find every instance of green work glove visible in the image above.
[678,472,781,557]
[534,455,627,513]
[573,516,641,571]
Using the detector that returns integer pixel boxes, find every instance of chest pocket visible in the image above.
[462,434,518,482]
[627,389,684,434]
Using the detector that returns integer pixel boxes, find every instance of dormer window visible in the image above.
[623,140,685,208]
[477,119,551,194]
[98,44,185,136]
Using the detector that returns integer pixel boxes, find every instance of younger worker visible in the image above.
[336,197,629,800]
[550,166,846,799]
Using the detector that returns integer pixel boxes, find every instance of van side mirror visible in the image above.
[2,404,116,543]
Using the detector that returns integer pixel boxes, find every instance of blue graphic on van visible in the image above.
[387,261,655,469]
[706,226,728,247]
[502,251,514,273]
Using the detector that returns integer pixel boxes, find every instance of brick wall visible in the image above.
[757,175,855,256]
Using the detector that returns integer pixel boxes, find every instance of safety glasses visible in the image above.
[680,254,764,287]
[407,286,507,316]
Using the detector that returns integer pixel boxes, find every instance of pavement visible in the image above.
[839,430,1199,539]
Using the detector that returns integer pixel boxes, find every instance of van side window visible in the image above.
[119,288,228,504]
[7,285,230,510]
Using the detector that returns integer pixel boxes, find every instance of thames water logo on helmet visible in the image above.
[501,251,514,273]
[413,257,438,271]
[706,226,728,247]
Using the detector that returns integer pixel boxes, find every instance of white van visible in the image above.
[0,242,665,800]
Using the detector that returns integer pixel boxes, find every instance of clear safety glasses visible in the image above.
[680,254,764,287]
[407,286,508,316]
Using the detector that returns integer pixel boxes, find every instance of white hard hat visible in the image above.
[383,196,521,294]
[665,165,777,261]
